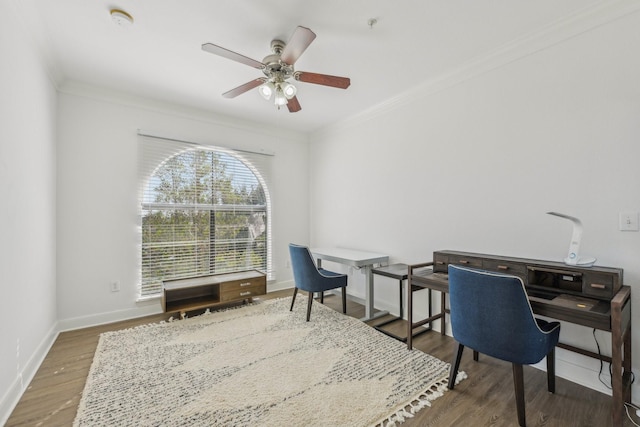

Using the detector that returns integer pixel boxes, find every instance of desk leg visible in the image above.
[364,265,373,319]
[407,277,413,350]
[361,265,388,321]
[611,296,632,427]
[428,288,433,332]
[440,292,446,336]
[612,329,622,426]
[399,279,404,319]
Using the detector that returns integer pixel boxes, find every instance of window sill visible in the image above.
[137,293,161,303]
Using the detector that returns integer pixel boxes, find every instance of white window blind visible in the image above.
[138,133,273,297]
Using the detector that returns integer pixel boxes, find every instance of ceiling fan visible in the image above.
[201,26,350,113]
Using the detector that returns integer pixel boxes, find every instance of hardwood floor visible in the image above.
[6,290,635,426]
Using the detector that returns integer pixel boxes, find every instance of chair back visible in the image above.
[448,264,556,365]
[289,244,322,292]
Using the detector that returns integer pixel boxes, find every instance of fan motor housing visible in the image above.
[262,52,294,79]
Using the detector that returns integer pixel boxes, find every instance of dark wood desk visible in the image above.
[407,251,632,427]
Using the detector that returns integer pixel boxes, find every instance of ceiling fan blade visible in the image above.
[287,96,301,113]
[295,71,351,89]
[280,26,316,65]
[202,43,264,69]
[222,78,266,98]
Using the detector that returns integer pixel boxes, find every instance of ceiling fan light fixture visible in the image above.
[258,81,275,100]
[274,86,288,107]
[281,81,297,99]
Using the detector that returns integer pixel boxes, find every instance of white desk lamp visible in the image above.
[547,212,596,267]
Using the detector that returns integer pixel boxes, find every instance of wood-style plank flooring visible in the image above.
[6,290,635,426]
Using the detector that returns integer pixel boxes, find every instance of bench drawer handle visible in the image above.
[590,283,606,289]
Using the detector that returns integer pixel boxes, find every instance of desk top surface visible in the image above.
[310,247,388,266]
[372,263,410,279]
[372,263,434,280]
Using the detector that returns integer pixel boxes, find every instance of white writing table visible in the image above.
[310,247,389,321]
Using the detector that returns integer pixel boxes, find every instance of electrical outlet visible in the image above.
[110,281,120,292]
[619,212,639,231]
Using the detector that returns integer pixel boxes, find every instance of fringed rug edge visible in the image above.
[371,370,468,427]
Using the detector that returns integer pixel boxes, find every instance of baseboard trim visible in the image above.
[57,304,164,333]
[533,348,614,397]
[266,280,294,293]
[0,322,58,426]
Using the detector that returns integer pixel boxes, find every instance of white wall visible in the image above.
[3,1,639,422]
[0,1,58,423]
[56,89,309,329]
[309,10,640,398]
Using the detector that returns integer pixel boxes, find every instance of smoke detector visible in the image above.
[110,9,134,27]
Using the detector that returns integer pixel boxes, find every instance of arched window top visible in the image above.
[144,148,267,207]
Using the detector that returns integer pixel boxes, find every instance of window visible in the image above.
[139,135,272,297]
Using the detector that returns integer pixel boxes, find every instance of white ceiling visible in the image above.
[18,0,607,132]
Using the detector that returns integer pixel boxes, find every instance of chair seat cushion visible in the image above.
[318,268,346,278]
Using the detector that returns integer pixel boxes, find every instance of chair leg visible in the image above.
[547,348,556,393]
[512,363,526,427]
[342,286,347,314]
[448,342,465,389]
[306,291,313,321]
[290,288,298,312]
[320,291,324,303]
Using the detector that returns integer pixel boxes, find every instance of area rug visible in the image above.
[74,296,465,427]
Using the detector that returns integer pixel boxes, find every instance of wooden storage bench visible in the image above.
[162,270,266,316]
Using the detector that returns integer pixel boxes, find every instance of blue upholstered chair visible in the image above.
[288,244,348,321]
[447,265,561,427]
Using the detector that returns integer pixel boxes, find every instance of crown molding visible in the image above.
[314,0,640,139]
[59,80,307,143]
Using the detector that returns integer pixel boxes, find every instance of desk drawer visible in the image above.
[433,253,483,272]
[433,253,448,273]
[482,259,527,280]
[583,273,616,299]
[447,254,483,269]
